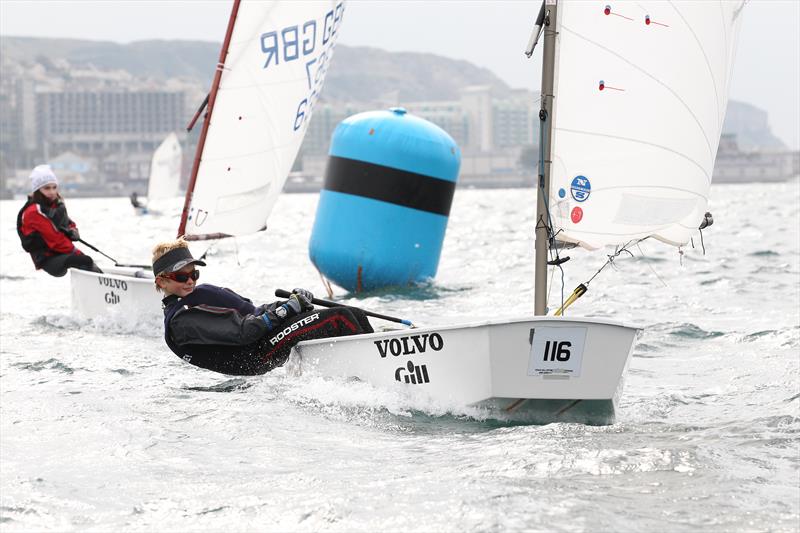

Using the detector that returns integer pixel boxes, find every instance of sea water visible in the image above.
[1,182,798,532]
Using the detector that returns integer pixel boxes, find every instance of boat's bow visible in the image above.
[70,266,161,320]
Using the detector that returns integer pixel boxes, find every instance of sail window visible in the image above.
[612,194,699,226]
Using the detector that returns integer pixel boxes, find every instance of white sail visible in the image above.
[184,0,344,238]
[146,132,182,204]
[549,1,744,250]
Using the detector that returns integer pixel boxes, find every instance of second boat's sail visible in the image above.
[181,0,345,239]
[146,132,182,207]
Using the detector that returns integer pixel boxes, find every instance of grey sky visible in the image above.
[1,0,798,149]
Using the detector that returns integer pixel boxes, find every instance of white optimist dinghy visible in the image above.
[71,266,161,319]
[70,0,344,319]
[291,0,744,424]
[74,132,184,317]
[295,317,638,424]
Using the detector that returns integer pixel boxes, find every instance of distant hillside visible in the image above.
[0,35,786,149]
[1,36,220,81]
[322,46,511,102]
[0,36,511,102]
[0,37,220,82]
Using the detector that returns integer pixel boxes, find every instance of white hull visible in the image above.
[292,316,640,425]
[70,266,161,319]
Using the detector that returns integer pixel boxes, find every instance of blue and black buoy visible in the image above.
[309,107,461,292]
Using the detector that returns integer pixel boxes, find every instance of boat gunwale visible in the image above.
[296,314,642,348]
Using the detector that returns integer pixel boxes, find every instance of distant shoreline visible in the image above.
[3,175,798,201]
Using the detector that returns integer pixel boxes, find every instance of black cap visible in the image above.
[152,247,206,275]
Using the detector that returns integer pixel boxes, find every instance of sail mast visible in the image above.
[177,0,242,238]
[534,0,558,315]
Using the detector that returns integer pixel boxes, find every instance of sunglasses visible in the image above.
[161,270,200,283]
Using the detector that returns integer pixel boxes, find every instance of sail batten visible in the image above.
[550,1,743,250]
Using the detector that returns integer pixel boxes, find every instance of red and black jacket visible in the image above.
[17,197,79,268]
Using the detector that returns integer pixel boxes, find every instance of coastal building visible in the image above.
[1,50,796,197]
[35,89,186,161]
[1,62,193,193]
[406,86,537,185]
[301,85,539,189]
[713,134,799,183]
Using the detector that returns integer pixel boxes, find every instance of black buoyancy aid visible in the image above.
[16,198,71,267]
[162,284,257,359]
[162,284,371,376]
[161,284,293,375]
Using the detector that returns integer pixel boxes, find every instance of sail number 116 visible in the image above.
[528,327,586,377]
[542,340,572,361]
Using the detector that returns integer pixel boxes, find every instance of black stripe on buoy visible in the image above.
[323,156,456,216]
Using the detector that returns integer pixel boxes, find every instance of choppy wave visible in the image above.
[26,310,163,338]
[343,281,476,302]
[1,184,798,531]
[0,274,29,281]
[10,358,78,374]
[182,378,253,393]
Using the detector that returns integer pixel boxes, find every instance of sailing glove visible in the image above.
[291,288,314,311]
[284,291,314,314]
[259,301,296,329]
[60,226,80,241]
[272,294,306,318]
[259,289,315,329]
